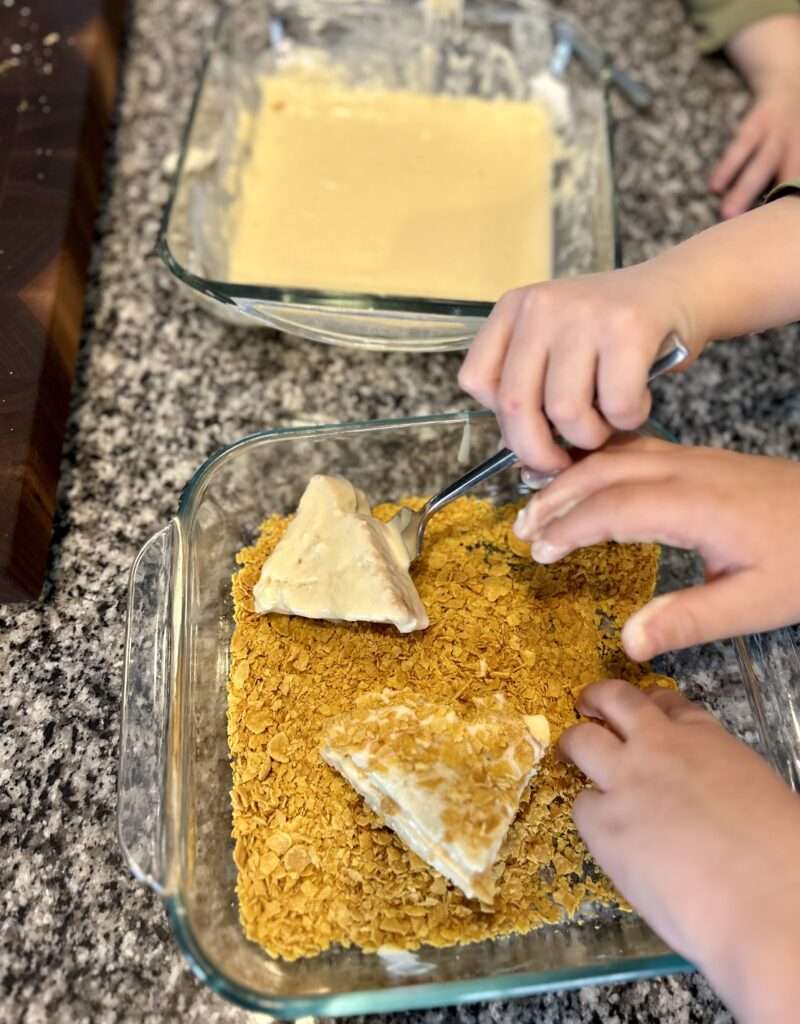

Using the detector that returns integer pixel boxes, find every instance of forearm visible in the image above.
[646,195,800,345]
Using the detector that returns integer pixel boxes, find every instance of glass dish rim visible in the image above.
[166,409,693,1018]
[177,410,674,519]
[156,0,611,321]
[168,887,689,1018]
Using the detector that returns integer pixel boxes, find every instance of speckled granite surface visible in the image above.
[2,0,798,1021]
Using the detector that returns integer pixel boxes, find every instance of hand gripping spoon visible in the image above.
[391,333,689,562]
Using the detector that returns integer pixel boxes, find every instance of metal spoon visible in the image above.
[392,333,689,562]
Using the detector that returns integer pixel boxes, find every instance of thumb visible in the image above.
[621,573,756,661]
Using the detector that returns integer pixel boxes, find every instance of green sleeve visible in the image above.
[765,178,800,200]
[683,0,800,52]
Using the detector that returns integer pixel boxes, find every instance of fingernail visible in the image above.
[514,487,579,539]
[521,467,558,490]
[513,506,530,538]
[513,498,544,539]
[622,594,673,661]
[525,497,578,537]
[531,539,568,564]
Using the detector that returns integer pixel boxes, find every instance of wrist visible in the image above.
[641,197,800,344]
[639,250,713,357]
[699,916,800,1024]
[747,60,800,97]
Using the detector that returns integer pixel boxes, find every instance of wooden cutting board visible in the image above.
[0,1,124,602]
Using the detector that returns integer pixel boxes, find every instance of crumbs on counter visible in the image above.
[227,495,672,960]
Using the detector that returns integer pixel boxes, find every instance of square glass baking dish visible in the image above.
[118,410,800,1018]
[158,0,616,352]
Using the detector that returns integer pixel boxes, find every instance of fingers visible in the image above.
[644,684,711,725]
[525,479,697,564]
[496,317,572,473]
[514,437,676,541]
[460,287,570,472]
[460,278,679,472]
[458,290,523,409]
[720,137,782,219]
[557,721,622,790]
[514,448,769,659]
[595,327,654,431]
[576,678,665,739]
[571,786,605,839]
[710,111,763,195]
[560,682,711,788]
[542,342,611,452]
[621,573,759,660]
[594,303,664,430]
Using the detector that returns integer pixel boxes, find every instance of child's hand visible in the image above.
[459,199,800,475]
[457,263,700,473]
[513,436,800,659]
[711,77,800,218]
[713,14,800,218]
[558,679,800,1024]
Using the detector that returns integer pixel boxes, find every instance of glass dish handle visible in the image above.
[117,522,179,896]
[735,628,800,793]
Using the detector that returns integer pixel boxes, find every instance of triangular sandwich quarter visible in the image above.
[253,475,428,633]
[321,690,550,903]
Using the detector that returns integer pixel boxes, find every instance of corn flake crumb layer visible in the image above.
[227,495,672,960]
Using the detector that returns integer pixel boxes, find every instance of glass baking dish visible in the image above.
[157,0,616,352]
[118,410,800,1017]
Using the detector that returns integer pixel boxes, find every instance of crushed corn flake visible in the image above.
[322,690,549,904]
[228,495,673,960]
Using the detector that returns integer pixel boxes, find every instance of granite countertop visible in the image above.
[2,0,799,1021]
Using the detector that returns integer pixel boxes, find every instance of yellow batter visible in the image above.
[228,74,553,302]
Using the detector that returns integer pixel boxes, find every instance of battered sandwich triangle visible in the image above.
[322,690,550,903]
[253,475,428,633]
